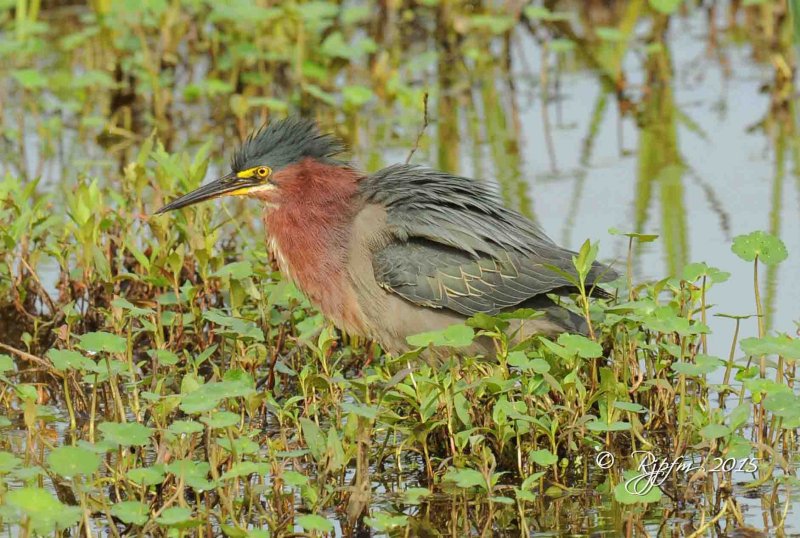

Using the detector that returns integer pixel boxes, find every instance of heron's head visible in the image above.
[156,118,348,214]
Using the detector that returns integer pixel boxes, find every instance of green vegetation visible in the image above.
[1,0,799,536]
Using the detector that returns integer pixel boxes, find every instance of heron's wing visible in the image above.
[372,239,585,315]
[361,165,615,316]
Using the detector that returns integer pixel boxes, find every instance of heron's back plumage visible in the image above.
[358,164,615,318]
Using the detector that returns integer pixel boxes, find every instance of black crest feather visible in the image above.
[231,117,346,173]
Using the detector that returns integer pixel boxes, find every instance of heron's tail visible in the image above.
[519,295,589,336]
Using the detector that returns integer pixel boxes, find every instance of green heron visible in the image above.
[157,118,615,355]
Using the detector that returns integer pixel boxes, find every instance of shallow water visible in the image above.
[518,13,799,357]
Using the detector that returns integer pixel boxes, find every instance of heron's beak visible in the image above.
[156,172,267,214]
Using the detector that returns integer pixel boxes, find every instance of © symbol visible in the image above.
[596,451,615,469]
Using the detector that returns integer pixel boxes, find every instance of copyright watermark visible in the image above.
[595,451,615,469]
[595,450,760,496]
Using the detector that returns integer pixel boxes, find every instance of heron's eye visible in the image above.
[256,167,271,179]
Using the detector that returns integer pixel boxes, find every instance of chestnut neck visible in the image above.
[262,158,365,331]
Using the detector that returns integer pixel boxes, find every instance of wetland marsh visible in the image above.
[1,0,799,536]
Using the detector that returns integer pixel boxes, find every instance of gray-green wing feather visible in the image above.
[361,165,615,316]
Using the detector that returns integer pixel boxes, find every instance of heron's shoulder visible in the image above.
[359,164,503,210]
[357,164,562,257]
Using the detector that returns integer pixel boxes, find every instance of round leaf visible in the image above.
[156,506,193,526]
[529,449,558,466]
[699,424,731,439]
[111,501,149,526]
[78,331,127,353]
[731,231,788,265]
[99,422,153,446]
[297,514,334,533]
[47,446,100,477]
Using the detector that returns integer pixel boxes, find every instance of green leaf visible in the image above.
[221,524,249,538]
[763,392,800,419]
[467,14,515,34]
[524,6,552,18]
[78,331,127,353]
[608,228,659,242]
[595,27,626,42]
[245,531,271,538]
[217,436,259,455]
[342,5,370,24]
[453,392,472,427]
[325,428,346,472]
[641,306,708,336]
[0,354,15,373]
[111,297,155,316]
[320,32,354,59]
[6,487,81,533]
[48,349,92,371]
[213,261,253,280]
[202,311,264,341]
[507,351,550,372]
[282,470,309,487]
[586,420,631,432]
[150,349,179,366]
[365,512,409,531]
[520,471,546,491]
[670,354,724,376]
[557,333,603,358]
[524,6,571,21]
[111,501,150,526]
[572,239,599,282]
[402,487,431,505]
[156,506,193,526]
[168,420,204,435]
[728,403,751,430]
[299,418,325,462]
[443,467,487,490]
[741,335,800,360]
[165,459,215,491]
[47,446,100,477]
[649,0,684,14]
[613,401,648,413]
[12,69,47,89]
[340,402,379,419]
[342,85,374,108]
[614,471,663,504]
[682,262,730,284]
[406,324,475,348]
[201,411,240,429]
[15,384,38,402]
[221,462,268,481]
[529,449,558,466]
[644,42,664,54]
[297,514,334,533]
[179,380,255,414]
[99,421,153,446]
[731,231,788,265]
[549,38,576,53]
[127,466,165,486]
[303,83,337,106]
[699,424,731,439]
[0,451,22,472]
[743,377,791,401]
